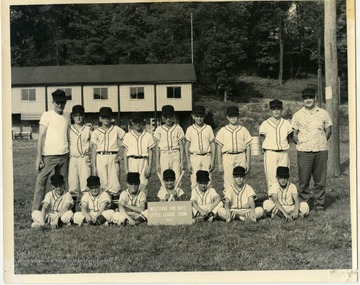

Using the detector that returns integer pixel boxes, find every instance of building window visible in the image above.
[167,87,181,99]
[21,89,36,101]
[130,87,144,99]
[61,88,72,100]
[93,88,108,100]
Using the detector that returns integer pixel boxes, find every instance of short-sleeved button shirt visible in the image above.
[157,186,185,201]
[81,191,111,212]
[291,107,332,152]
[43,190,73,214]
[119,189,147,207]
[153,124,185,151]
[224,184,256,209]
[190,186,219,207]
[259,118,292,150]
[90,125,126,152]
[69,124,92,156]
[185,124,215,154]
[123,130,156,157]
[268,182,298,206]
[215,125,252,153]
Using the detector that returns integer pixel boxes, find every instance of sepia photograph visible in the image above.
[2,0,357,283]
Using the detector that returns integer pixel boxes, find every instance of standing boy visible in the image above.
[32,89,70,212]
[154,105,185,182]
[215,106,252,190]
[123,112,156,193]
[185,105,216,188]
[263,166,310,220]
[259,99,293,189]
[91,107,126,198]
[291,87,332,212]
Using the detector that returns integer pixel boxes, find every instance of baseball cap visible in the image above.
[301,87,316,98]
[163,169,176,181]
[162,105,175,116]
[269,99,283,109]
[99,107,113,117]
[87,176,101,187]
[130,112,144,122]
[72,105,85,115]
[127,172,140,184]
[226,106,239,116]
[196,170,210,182]
[52,89,67,103]
[192,105,206,115]
[233,166,246,176]
[276,166,290,178]
[50,174,65,186]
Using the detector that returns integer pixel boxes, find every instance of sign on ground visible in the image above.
[147,201,193,225]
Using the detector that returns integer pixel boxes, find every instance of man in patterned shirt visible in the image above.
[291,87,332,212]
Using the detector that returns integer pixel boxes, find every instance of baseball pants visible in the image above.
[32,154,69,211]
[73,209,114,225]
[263,199,310,215]
[113,210,148,224]
[128,157,149,193]
[192,202,223,217]
[31,210,73,227]
[160,150,181,182]
[297,151,328,210]
[96,154,120,195]
[222,153,246,189]
[264,151,289,189]
[68,155,91,194]
[190,154,212,187]
[218,207,264,221]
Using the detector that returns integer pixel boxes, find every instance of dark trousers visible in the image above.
[297,150,328,210]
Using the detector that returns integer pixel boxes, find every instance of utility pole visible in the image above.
[191,13,194,64]
[324,0,340,177]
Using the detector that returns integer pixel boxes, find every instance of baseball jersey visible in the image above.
[42,190,73,214]
[185,124,214,154]
[81,191,111,212]
[153,124,185,151]
[40,110,70,155]
[190,186,219,207]
[215,125,252,153]
[119,189,147,207]
[291,107,333,152]
[224,184,256,209]
[268,182,298,206]
[69,124,92,156]
[157,186,185,200]
[259,118,292,150]
[123,130,156,156]
[90,125,126,152]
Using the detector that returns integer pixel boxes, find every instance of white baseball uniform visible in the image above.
[68,124,92,193]
[259,118,293,188]
[73,191,114,225]
[217,183,264,221]
[190,186,222,216]
[154,123,184,180]
[123,130,156,190]
[157,186,185,201]
[185,124,215,187]
[263,182,310,215]
[91,125,126,194]
[215,125,252,189]
[31,190,74,227]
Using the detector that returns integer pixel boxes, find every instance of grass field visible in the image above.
[12,134,352,274]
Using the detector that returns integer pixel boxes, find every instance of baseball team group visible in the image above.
[30,86,332,228]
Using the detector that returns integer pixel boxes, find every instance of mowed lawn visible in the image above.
[12,137,352,274]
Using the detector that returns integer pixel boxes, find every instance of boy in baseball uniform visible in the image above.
[113,172,148,226]
[157,169,185,201]
[154,105,185,182]
[31,174,73,229]
[190,170,222,223]
[123,112,156,194]
[91,107,126,204]
[215,106,252,190]
[259,99,293,189]
[218,166,264,222]
[263,167,309,220]
[185,105,216,188]
[73,176,114,226]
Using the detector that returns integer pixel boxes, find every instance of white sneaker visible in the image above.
[31,222,40,229]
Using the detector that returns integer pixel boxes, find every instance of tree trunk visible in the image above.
[278,22,284,86]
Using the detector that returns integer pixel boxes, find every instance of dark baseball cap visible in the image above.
[50,174,65,186]
[276,166,290,178]
[192,105,206,115]
[301,87,316,98]
[52,89,67,103]
[130,112,144,122]
[226,106,239,116]
[72,105,85,115]
[162,105,175,116]
[163,169,176,181]
[233,166,246,176]
[127,172,140,184]
[87,176,101,187]
[196,170,210,182]
[269,100,283,109]
[99,107,113,117]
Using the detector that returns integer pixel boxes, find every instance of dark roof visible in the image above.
[11,64,196,86]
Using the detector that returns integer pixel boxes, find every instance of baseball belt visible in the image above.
[97,151,118,155]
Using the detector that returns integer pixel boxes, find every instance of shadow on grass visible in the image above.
[340,158,349,175]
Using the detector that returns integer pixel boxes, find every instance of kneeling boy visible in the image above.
[157,169,185,201]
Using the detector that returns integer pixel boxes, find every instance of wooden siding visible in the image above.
[82,85,119,113]
[156,84,192,111]
[12,87,46,115]
[119,85,155,112]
